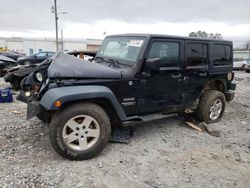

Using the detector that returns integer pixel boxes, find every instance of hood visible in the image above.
[48,53,132,79]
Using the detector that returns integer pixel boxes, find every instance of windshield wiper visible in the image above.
[95,56,127,68]
[106,58,121,68]
[94,56,104,63]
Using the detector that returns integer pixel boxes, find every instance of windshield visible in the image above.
[96,36,146,65]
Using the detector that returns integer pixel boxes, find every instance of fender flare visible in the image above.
[203,79,227,93]
[40,85,127,121]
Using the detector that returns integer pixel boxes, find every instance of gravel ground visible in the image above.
[0,71,250,188]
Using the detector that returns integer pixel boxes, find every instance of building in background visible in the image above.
[234,50,250,60]
[0,37,103,55]
[1,36,250,59]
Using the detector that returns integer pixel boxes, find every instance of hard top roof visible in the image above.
[107,33,232,43]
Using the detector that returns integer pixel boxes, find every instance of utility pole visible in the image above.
[54,0,59,52]
[51,1,67,52]
[61,29,64,52]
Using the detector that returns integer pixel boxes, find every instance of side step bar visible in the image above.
[122,112,177,127]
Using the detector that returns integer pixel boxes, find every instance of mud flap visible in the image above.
[109,126,134,144]
[27,101,42,119]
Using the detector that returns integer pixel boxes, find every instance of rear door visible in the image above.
[138,38,184,114]
[182,41,210,103]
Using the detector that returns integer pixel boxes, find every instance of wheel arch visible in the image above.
[40,85,127,121]
[203,79,227,93]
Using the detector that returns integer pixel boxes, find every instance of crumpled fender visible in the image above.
[40,85,127,121]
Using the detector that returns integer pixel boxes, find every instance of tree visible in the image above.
[189,31,223,40]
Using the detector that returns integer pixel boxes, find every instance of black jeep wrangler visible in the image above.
[18,34,236,160]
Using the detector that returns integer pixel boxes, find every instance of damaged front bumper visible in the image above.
[26,101,42,119]
[17,92,42,119]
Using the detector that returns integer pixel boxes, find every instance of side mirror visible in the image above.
[145,58,160,72]
[34,55,37,58]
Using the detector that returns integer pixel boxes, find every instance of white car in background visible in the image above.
[244,60,250,73]
[233,60,247,70]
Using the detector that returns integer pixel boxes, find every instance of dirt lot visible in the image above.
[0,71,250,188]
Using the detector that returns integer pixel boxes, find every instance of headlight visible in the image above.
[35,72,43,82]
[24,91,31,97]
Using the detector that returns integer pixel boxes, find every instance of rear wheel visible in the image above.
[196,90,226,123]
[50,102,111,160]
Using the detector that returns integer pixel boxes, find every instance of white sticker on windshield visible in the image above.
[128,40,143,47]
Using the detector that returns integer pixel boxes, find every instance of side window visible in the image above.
[213,44,232,66]
[48,52,55,57]
[148,41,179,67]
[35,52,47,57]
[186,43,208,67]
[225,45,232,61]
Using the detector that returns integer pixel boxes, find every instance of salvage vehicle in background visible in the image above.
[4,64,39,90]
[17,51,55,65]
[4,51,55,89]
[4,51,96,90]
[18,34,236,160]
[67,51,97,61]
[0,55,18,77]
[0,51,24,61]
[233,59,247,71]
[245,60,250,73]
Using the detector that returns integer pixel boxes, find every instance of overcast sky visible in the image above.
[0,0,250,40]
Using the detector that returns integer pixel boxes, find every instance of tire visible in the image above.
[196,90,226,123]
[50,102,111,160]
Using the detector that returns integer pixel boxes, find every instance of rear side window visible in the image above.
[186,43,208,67]
[213,44,232,66]
[148,41,179,67]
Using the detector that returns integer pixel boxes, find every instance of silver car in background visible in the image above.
[233,60,247,71]
[245,60,250,73]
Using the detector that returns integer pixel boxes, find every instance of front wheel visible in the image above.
[196,90,226,123]
[50,102,111,160]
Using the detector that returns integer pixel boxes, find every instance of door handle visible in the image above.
[171,74,182,79]
[141,71,151,78]
[198,72,208,77]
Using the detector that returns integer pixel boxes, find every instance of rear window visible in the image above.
[213,44,232,66]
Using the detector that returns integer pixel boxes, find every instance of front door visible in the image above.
[138,39,184,114]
